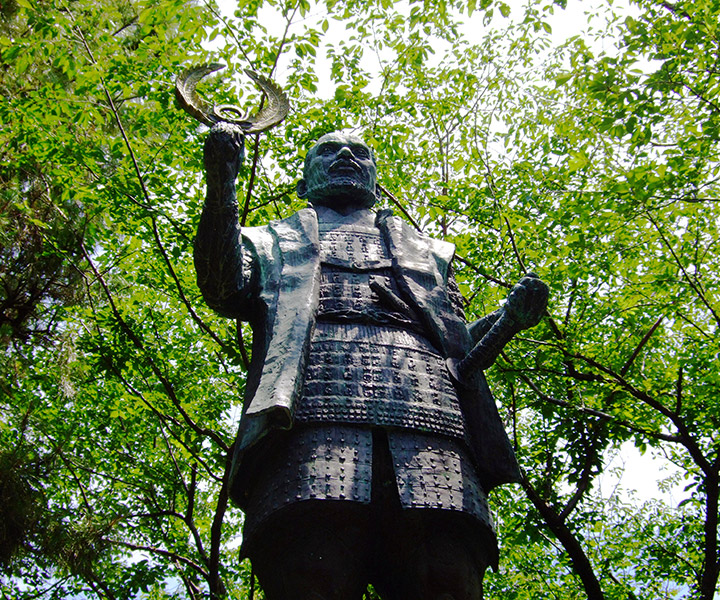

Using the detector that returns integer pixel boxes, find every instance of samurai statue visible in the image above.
[194,122,548,600]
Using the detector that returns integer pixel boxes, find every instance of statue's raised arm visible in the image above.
[193,122,247,317]
[176,65,289,317]
[451,273,549,381]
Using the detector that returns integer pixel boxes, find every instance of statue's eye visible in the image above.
[320,145,336,155]
[353,146,370,159]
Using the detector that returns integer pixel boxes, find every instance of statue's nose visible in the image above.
[337,145,353,158]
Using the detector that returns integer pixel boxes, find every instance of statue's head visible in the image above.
[297,131,378,210]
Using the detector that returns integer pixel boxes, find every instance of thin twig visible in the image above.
[79,241,228,451]
[646,213,720,328]
[378,183,421,231]
[108,539,209,577]
[503,215,527,274]
[241,2,299,226]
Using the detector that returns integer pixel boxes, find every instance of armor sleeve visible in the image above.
[467,309,503,346]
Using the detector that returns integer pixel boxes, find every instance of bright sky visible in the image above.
[214,0,641,89]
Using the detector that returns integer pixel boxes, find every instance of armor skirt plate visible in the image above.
[295,322,466,440]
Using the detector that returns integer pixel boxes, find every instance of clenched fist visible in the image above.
[203,122,246,180]
[503,272,549,331]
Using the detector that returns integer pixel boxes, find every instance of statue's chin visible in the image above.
[306,179,377,210]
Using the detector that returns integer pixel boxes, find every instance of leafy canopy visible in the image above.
[1,0,718,598]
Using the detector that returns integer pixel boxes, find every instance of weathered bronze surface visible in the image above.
[175,65,289,132]
[194,126,548,600]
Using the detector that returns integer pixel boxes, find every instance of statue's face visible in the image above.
[297,132,378,210]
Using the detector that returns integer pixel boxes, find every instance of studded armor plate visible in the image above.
[318,226,390,269]
[315,225,419,329]
[296,322,466,440]
[388,430,492,528]
[243,425,373,536]
[242,425,493,538]
[243,212,492,541]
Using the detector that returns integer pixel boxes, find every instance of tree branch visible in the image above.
[240,1,298,227]
[568,350,712,474]
[378,183,422,231]
[647,213,720,328]
[700,470,720,600]
[209,447,234,599]
[619,314,664,377]
[657,0,692,21]
[559,427,602,522]
[107,539,208,578]
[452,253,510,288]
[512,364,681,443]
[521,474,606,600]
[185,467,210,569]
[79,241,228,451]
[503,215,528,274]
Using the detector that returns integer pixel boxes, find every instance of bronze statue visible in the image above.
[194,122,548,600]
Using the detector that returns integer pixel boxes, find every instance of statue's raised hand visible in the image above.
[204,122,245,180]
[504,272,549,331]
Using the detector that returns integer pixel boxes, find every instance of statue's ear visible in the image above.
[297,179,308,199]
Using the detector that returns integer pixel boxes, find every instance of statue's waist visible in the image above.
[294,322,466,439]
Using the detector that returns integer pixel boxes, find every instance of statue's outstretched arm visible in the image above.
[194,123,251,318]
[454,274,549,380]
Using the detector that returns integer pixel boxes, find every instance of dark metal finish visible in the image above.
[296,322,466,439]
[448,273,549,382]
[242,425,374,536]
[193,130,549,599]
[388,430,492,526]
[175,64,289,133]
[314,219,421,328]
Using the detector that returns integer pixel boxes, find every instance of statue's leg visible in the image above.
[245,501,371,600]
[371,509,491,600]
[366,431,493,600]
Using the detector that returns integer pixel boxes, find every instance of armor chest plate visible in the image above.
[316,222,418,328]
[300,217,465,438]
[318,227,391,269]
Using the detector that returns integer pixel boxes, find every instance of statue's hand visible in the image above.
[503,272,549,331]
[204,122,245,180]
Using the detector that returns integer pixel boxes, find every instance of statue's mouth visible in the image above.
[329,159,361,175]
